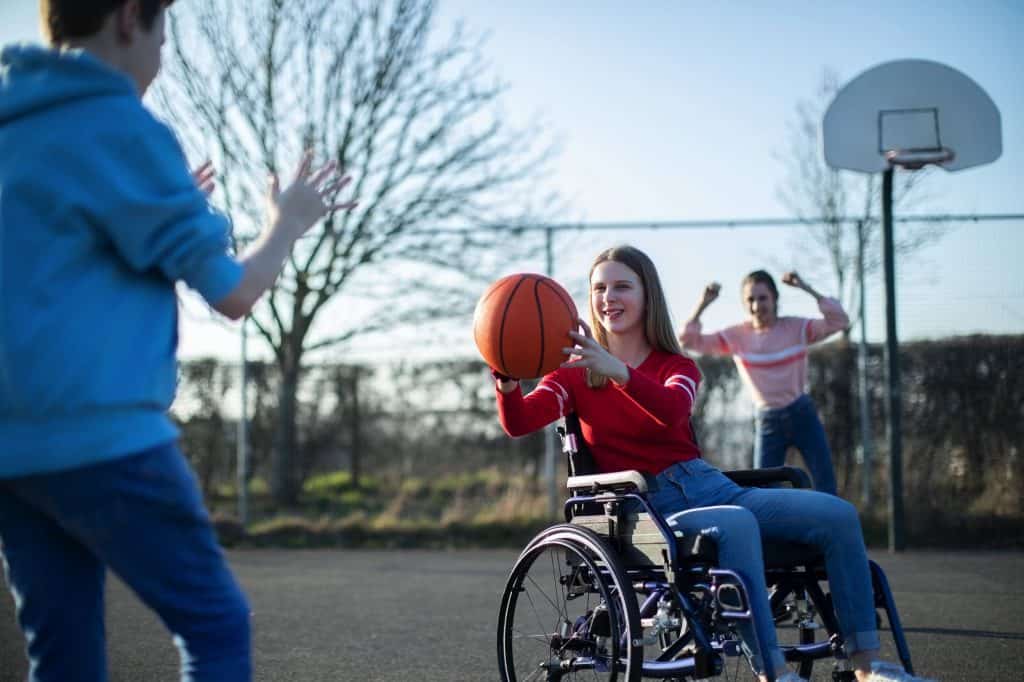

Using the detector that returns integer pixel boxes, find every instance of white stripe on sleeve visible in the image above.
[665,375,696,404]
[547,379,569,403]
[536,385,566,416]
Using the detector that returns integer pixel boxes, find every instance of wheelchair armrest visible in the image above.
[567,470,648,493]
[723,465,812,490]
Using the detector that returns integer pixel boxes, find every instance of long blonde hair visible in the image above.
[586,245,681,388]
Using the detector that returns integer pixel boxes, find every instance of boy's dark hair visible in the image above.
[40,1,171,44]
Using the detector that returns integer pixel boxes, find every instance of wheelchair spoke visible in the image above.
[517,587,554,654]
[499,535,634,681]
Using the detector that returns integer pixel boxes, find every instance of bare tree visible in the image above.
[156,0,556,504]
[775,70,947,334]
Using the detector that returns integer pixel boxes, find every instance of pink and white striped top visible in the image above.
[680,298,849,409]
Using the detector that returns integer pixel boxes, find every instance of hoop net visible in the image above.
[884,147,955,170]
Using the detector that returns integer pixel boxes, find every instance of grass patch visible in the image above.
[210,469,1024,550]
[211,467,553,549]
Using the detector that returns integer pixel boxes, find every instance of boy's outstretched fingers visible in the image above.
[321,174,352,195]
[329,198,359,212]
[310,160,338,189]
[293,149,314,181]
[324,173,357,212]
[192,160,216,196]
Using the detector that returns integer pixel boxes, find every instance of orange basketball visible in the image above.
[473,273,579,379]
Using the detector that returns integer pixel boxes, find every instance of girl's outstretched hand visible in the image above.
[560,319,630,384]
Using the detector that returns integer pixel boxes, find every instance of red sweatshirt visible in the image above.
[497,349,702,476]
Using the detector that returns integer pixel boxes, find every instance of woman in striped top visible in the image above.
[679,270,849,494]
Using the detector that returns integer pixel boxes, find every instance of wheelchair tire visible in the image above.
[497,524,642,681]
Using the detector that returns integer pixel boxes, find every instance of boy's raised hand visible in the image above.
[192,160,216,197]
[269,150,358,238]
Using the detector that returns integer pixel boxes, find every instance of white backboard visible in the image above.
[823,59,1001,173]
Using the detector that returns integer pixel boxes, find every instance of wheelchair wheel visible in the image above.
[497,524,642,681]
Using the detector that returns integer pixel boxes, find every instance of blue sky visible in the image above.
[2,1,1021,361]
[435,1,1021,220]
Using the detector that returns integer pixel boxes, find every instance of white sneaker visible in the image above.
[865,661,936,682]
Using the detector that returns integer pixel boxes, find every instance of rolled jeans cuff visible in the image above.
[844,629,881,656]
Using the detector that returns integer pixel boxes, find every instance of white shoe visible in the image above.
[865,661,936,682]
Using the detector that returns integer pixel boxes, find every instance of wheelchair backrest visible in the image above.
[558,413,597,477]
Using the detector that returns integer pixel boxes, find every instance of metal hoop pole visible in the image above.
[881,168,905,552]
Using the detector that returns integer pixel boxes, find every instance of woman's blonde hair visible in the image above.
[586,245,681,388]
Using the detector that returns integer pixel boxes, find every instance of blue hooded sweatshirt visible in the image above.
[0,45,243,476]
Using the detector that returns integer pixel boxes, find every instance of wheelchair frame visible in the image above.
[496,419,915,682]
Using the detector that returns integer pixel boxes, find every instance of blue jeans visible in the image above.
[755,394,838,495]
[0,442,251,682]
[649,458,879,674]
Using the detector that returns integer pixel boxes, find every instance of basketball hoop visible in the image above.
[884,147,955,170]
[823,60,1001,174]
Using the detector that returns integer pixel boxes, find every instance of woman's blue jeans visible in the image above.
[754,393,838,495]
[0,442,251,682]
[648,458,879,674]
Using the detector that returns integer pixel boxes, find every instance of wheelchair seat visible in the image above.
[572,507,720,567]
[566,465,825,572]
[567,469,720,568]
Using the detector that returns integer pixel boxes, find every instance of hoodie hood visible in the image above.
[0,43,136,126]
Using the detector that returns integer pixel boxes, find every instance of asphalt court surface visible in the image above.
[1,548,1022,680]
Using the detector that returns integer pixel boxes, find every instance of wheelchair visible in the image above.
[496,417,915,681]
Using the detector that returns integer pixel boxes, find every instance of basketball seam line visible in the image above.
[532,278,545,378]
[537,278,577,323]
[537,278,577,378]
[498,276,529,377]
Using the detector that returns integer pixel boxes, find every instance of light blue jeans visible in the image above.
[648,458,879,674]
[755,393,838,495]
[0,442,251,682]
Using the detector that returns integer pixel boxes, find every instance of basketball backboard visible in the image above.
[823,59,1001,173]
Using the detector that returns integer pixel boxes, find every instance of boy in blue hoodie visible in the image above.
[0,2,356,679]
